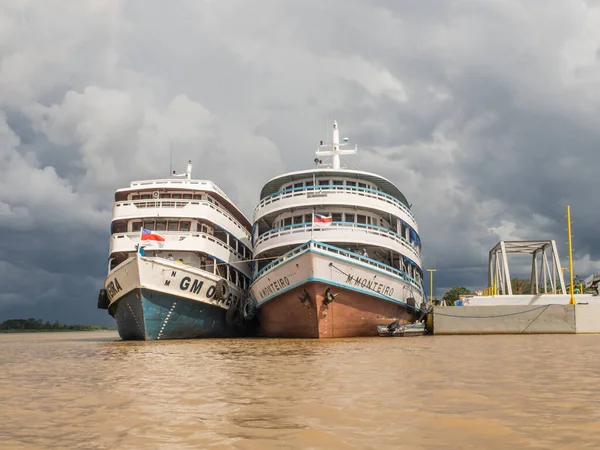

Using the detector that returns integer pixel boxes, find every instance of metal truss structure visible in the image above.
[488,240,567,295]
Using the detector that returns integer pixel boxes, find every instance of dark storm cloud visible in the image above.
[2,0,600,322]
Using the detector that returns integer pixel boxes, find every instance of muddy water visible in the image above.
[1,332,600,449]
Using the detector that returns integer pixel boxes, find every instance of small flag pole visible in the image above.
[138,228,144,257]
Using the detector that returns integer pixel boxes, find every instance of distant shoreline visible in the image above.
[0,329,116,333]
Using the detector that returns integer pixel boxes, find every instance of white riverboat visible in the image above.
[97,161,254,340]
[249,121,426,338]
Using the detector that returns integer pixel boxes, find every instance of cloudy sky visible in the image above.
[2,0,600,324]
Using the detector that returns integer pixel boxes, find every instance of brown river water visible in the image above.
[1,332,600,449]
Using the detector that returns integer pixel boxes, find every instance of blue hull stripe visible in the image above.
[252,245,423,293]
[257,276,423,312]
[113,288,237,340]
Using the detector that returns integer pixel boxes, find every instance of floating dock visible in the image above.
[431,299,600,335]
[428,239,600,335]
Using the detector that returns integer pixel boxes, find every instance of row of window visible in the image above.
[213,259,251,290]
[273,212,381,228]
[132,220,192,232]
[129,192,222,208]
[269,211,420,248]
[280,179,375,192]
[125,219,251,259]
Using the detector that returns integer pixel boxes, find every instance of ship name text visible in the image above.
[345,274,394,297]
[258,277,291,300]
[179,276,237,307]
[106,278,123,301]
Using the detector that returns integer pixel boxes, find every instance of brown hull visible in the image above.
[258,281,417,338]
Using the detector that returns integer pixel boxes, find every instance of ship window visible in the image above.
[283,217,292,227]
[305,214,313,223]
[183,194,192,199]
[180,221,191,232]
[112,222,126,233]
[293,215,303,224]
[193,194,202,200]
[346,181,356,187]
[207,196,213,203]
[131,194,140,200]
[345,213,355,223]
[305,180,314,187]
[357,215,367,224]
[172,193,182,199]
[333,180,344,186]
[229,269,237,284]
[132,222,142,232]
[358,183,367,189]
[294,183,303,189]
[141,194,152,200]
[168,221,179,231]
[332,213,342,222]
[155,221,166,231]
[143,220,154,230]
[318,180,329,186]
[159,193,171,199]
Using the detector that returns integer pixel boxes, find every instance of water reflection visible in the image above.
[2,332,600,448]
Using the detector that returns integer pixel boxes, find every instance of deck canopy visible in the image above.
[259,168,410,208]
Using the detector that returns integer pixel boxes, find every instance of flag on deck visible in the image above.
[140,228,165,247]
[314,213,332,226]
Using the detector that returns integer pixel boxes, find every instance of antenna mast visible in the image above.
[169,143,173,178]
[316,120,357,170]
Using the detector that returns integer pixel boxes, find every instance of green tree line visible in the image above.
[437,275,593,306]
[0,318,114,331]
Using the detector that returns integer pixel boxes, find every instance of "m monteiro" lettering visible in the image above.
[259,277,291,300]
[345,274,394,297]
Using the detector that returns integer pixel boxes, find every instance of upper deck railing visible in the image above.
[254,184,416,222]
[113,199,251,239]
[128,179,229,199]
[110,230,251,263]
[254,221,420,257]
[253,240,423,293]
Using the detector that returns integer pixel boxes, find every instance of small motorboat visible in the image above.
[377,322,426,337]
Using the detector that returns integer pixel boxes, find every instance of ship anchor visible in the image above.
[323,288,338,306]
[298,289,311,308]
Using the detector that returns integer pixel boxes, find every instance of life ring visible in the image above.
[243,297,258,321]
[97,289,109,310]
[214,279,230,301]
[225,302,242,327]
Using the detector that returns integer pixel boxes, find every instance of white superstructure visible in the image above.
[251,121,424,296]
[108,161,252,295]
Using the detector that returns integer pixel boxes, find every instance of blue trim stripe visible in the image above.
[256,276,424,312]
[252,241,423,291]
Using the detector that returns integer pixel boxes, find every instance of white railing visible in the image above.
[253,222,421,262]
[113,199,251,239]
[253,241,423,293]
[129,179,229,198]
[254,185,416,222]
[111,231,250,262]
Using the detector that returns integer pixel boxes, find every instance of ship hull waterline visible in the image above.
[250,243,426,339]
[104,255,246,340]
[258,280,419,338]
[112,288,238,340]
